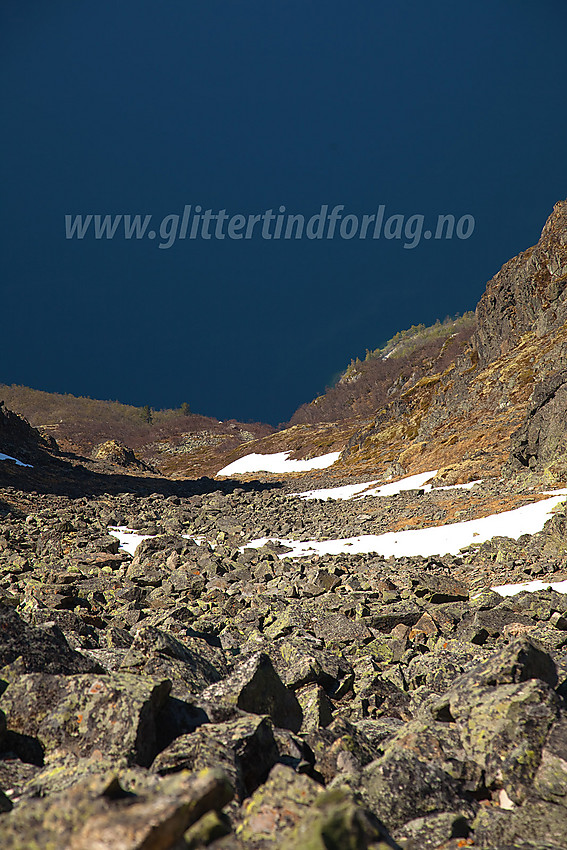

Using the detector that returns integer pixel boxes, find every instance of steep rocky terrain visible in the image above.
[214,200,567,488]
[0,200,567,848]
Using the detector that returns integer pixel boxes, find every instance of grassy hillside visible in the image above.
[0,384,273,470]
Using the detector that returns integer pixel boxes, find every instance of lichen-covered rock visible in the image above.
[282,787,396,850]
[185,809,232,848]
[438,678,560,803]
[457,606,537,644]
[411,574,469,603]
[0,600,100,675]
[0,672,171,767]
[237,764,323,845]
[297,684,333,731]
[453,636,558,689]
[473,798,567,849]
[359,749,475,830]
[119,626,226,696]
[152,715,279,800]
[201,653,303,733]
[0,766,233,850]
[367,601,424,632]
[384,719,483,791]
[533,716,567,807]
[310,613,372,647]
[20,754,153,798]
[404,644,483,694]
[271,638,353,695]
[393,811,471,850]
[349,656,411,720]
[128,533,202,571]
[303,715,383,785]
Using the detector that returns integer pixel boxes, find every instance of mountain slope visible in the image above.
[0,385,273,476]
[290,313,475,426]
[2,206,567,850]
[210,200,567,486]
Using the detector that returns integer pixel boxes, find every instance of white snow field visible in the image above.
[290,471,483,501]
[0,452,33,468]
[244,491,567,560]
[216,450,341,477]
[493,578,567,597]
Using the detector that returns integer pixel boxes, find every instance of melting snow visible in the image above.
[244,491,567,560]
[0,452,33,468]
[108,526,153,556]
[291,471,483,501]
[217,450,341,477]
[108,527,212,556]
[290,481,380,501]
[363,470,439,496]
[492,578,567,597]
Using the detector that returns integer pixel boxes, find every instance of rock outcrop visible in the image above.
[510,369,567,475]
[0,401,57,464]
[93,438,154,471]
[474,199,567,366]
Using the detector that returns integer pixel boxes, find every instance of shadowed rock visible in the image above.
[201,652,303,733]
[153,714,279,800]
[0,600,100,675]
[0,672,172,767]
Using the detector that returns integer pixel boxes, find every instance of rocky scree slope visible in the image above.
[0,202,567,847]
[0,478,565,847]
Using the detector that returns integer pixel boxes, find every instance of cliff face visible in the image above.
[338,201,567,482]
[474,200,567,366]
[471,199,567,478]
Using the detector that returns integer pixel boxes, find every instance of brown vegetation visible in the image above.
[0,385,273,471]
[289,314,475,425]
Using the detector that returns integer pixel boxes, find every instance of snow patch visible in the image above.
[217,450,341,477]
[108,526,153,556]
[290,471,482,501]
[0,452,33,468]
[243,492,567,559]
[108,527,213,556]
[290,471,437,501]
[290,481,380,501]
[358,470,439,497]
[492,578,567,597]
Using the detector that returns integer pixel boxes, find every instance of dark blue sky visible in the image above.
[2,1,567,425]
